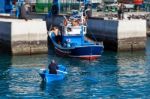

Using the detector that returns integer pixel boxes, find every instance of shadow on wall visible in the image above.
[147,18,150,26]
[0,21,12,54]
[87,18,119,51]
[45,15,65,31]
[147,19,150,36]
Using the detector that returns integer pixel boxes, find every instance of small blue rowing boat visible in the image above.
[39,65,67,83]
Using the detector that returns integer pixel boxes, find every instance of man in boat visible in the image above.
[48,60,59,74]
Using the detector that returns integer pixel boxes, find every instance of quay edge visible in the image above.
[46,15,147,51]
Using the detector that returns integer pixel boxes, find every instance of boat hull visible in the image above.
[39,65,67,83]
[55,45,103,60]
[39,73,65,83]
[49,28,104,60]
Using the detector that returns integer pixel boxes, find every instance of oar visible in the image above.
[57,70,68,74]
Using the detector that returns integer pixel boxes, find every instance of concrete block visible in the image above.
[0,18,48,55]
[118,20,147,39]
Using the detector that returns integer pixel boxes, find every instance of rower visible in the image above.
[48,60,59,74]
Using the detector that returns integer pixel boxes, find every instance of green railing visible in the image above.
[35,3,52,13]
[35,0,52,13]
[35,0,80,13]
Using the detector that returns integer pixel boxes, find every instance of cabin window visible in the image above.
[67,27,72,32]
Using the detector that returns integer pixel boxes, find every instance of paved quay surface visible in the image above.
[92,11,150,20]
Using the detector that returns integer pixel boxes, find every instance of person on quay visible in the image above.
[50,26,62,44]
[20,2,28,21]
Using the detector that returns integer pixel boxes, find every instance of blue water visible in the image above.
[0,37,150,98]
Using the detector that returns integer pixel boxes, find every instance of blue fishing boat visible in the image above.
[49,9,104,60]
[39,64,67,83]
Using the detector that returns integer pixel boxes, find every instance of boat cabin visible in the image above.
[61,25,87,47]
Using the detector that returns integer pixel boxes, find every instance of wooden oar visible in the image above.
[57,70,68,74]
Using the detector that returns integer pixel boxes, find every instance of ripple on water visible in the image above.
[0,41,150,98]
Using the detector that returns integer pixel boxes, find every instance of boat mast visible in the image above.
[80,0,89,45]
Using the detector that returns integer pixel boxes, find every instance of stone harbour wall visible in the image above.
[0,18,48,55]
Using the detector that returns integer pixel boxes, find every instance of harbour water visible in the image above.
[0,37,150,98]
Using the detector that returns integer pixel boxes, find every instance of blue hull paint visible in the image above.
[49,32,104,59]
[54,43,103,59]
[70,45,103,56]
[49,9,104,60]
[39,72,65,83]
[39,65,67,83]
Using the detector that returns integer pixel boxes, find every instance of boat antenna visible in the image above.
[63,15,69,25]
[80,6,89,45]
[80,7,84,25]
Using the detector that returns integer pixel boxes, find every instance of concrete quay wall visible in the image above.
[47,15,147,51]
[0,18,48,55]
[118,20,146,51]
[88,18,147,51]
